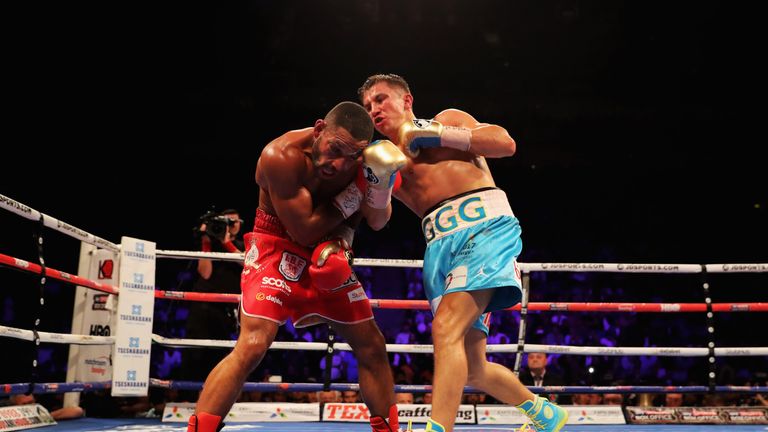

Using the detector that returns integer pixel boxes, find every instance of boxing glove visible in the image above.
[362,140,407,208]
[309,239,354,291]
[398,118,472,157]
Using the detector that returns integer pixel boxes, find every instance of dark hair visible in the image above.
[357,73,411,101]
[324,101,374,143]
[220,209,239,216]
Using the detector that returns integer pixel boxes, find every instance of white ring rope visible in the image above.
[0,193,118,252]
[1,194,764,273]
[0,324,114,345]
[521,263,768,273]
[155,249,768,273]
[3,324,767,357]
[157,249,245,262]
[147,333,768,357]
[8,325,764,357]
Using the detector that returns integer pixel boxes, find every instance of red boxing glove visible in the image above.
[309,239,353,291]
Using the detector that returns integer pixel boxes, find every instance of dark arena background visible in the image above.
[1,1,766,431]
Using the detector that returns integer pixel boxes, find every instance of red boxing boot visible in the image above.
[370,404,400,432]
[187,412,224,432]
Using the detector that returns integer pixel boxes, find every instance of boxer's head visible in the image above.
[312,101,373,179]
[359,73,413,138]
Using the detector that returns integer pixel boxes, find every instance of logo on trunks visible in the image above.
[243,238,260,271]
[261,276,291,294]
[422,196,486,242]
[482,313,492,328]
[347,287,367,303]
[475,264,488,278]
[279,252,307,282]
[445,265,468,290]
[457,238,477,258]
[256,292,283,306]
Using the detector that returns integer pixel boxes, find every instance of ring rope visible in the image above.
[157,249,244,263]
[0,193,118,252]
[368,300,768,313]
[0,253,119,295]
[0,325,114,345]
[156,250,768,273]
[148,379,768,395]
[519,263,768,273]
[148,333,768,356]
[3,381,112,395]
[3,252,766,311]
[3,195,766,273]
[5,324,765,357]
[3,380,767,396]
[5,250,767,280]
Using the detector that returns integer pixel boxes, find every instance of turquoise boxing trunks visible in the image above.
[421,187,523,334]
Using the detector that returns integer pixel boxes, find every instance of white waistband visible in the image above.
[421,188,514,244]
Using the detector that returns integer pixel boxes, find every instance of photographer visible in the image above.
[184,209,244,388]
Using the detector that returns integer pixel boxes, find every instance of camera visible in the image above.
[197,210,236,242]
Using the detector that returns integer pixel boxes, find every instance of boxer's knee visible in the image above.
[240,340,270,365]
[232,335,271,370]
[431,312,467,346]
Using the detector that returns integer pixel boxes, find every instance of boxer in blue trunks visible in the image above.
[359,74,568,432]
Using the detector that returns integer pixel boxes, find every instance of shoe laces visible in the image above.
[516,420,540,432]
[521,404,547,431]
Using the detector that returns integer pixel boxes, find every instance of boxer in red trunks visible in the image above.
[188,102,406,432]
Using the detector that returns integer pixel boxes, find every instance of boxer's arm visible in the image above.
[361,204,392,231]
[325,220,357,247]
[260,142,347,246]
[403,109,516,158]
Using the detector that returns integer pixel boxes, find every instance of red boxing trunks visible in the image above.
[240,210,373,327]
